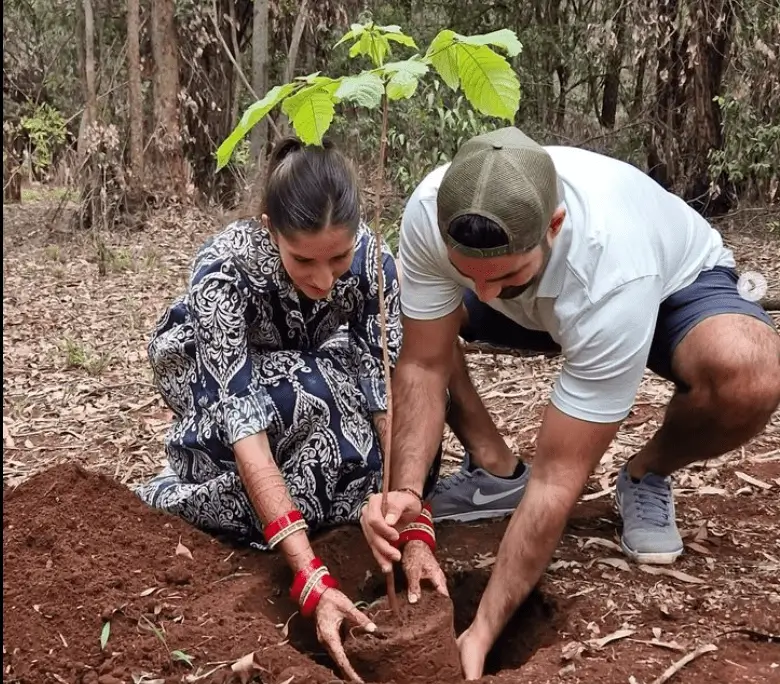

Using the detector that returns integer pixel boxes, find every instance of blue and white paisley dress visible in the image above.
[135,218,402,549]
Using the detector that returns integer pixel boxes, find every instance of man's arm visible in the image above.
[390,309,462,493]
[459,278,663,678]
[462,404,619,662]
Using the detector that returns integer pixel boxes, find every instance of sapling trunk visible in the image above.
[371,91,399,617]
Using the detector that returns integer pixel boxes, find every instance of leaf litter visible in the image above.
[3,202,779,684]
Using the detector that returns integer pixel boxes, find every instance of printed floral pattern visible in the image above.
[135,218,401,549]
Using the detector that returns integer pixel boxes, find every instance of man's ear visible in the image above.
[548,206,566,238]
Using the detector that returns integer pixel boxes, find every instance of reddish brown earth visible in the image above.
[4,463,780,684]
[344,590,463,683]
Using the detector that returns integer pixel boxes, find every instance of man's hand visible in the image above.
[360,491,421,573]
[402,539,449,603]
[457,625,490,680]
[314,587,376,683]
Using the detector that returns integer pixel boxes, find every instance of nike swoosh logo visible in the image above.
[472,485,526,506]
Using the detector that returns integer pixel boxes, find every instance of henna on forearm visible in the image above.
[372,411,389,453]
[234,432,315,573]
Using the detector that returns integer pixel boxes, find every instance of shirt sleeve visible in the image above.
[348,230,403,413]
[398,196,464,321]
[188,257,275,445]
[552,276,663,423]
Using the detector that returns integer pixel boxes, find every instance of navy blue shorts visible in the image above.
[460,266,776,390]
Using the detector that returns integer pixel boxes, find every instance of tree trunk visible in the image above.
[126,0,144,183]
[250,0,269,162]
[77,0,97,159]
[150,0,185,196]
[682,0,736,214]
[601,0,628,128]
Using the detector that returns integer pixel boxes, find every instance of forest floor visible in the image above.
[3,194,780,684]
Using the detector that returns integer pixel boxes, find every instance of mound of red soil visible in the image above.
[5,463,778,684]
[344,590,463,683]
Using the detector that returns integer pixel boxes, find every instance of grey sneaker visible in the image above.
[615,465,683,564]
[428,452,530,522]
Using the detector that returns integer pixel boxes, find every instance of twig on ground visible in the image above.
[649,643,717,684]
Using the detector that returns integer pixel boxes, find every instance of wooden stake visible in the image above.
[371,91,399,617]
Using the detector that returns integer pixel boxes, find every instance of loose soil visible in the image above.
[344,590,462,683]
[4,463,779,684]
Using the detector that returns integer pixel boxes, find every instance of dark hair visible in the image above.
[447,214,509,249]
[262,136,361,238]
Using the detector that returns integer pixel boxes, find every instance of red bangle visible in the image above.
[300,572,339,617]
[264,510,307,548]
[393,503,435,549]
[398,527,436,552]
[290,557,324,604]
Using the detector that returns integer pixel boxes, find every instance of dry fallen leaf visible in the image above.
[278,677,295,684]
[176,536,194,560]
[231,651,260,684]
[639,565,705,584]
[140,586,157,597]
[592,628,635,648]
[596,557,632,572]
[735,471,772,490]
[686,542,711,555]
[584,537,622,553]
[561,641,586,661]
[652,627,662,640]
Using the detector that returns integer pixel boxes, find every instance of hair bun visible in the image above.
[268,136,303,171]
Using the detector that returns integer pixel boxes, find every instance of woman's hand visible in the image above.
[314,587,377,683]
[402,539,449,603]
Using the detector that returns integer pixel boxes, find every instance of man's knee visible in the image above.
[680,315,780,429]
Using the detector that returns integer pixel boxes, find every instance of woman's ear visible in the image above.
[261,213,277,244]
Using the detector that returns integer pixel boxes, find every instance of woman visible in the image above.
[135,137,430,680]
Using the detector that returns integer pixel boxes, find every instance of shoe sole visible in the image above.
[619,538,683,565]
[432,508,515,523]
[614,489,684,565]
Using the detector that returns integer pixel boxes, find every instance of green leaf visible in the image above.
[335,72,384,108]
[385,33,418,49]
[281,81,339,145]
[100,621,111,651]
[377,24,403,33]
[381,58,429,77]
[216,83,298,170]
[171,650,195,667]
[455,43,520,121]
[425,30,460,89]
[334,23,366,48]
[456,29,523,57]
[386,70,419,100]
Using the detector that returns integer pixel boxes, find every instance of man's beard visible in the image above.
[497,238,552,300]
[498,282,533,299]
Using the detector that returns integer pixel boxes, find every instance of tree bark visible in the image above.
[601,0,628,128]
[683,0,736,214]
[77,0,97,159]
[126,0,144,182]
[150,0,185,196]
[250,0,269,162]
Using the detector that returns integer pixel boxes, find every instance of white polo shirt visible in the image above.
[398,145,735,423]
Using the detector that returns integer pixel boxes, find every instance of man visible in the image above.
[361,127,780,679]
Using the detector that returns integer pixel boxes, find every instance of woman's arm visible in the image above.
[233,432,315,570]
